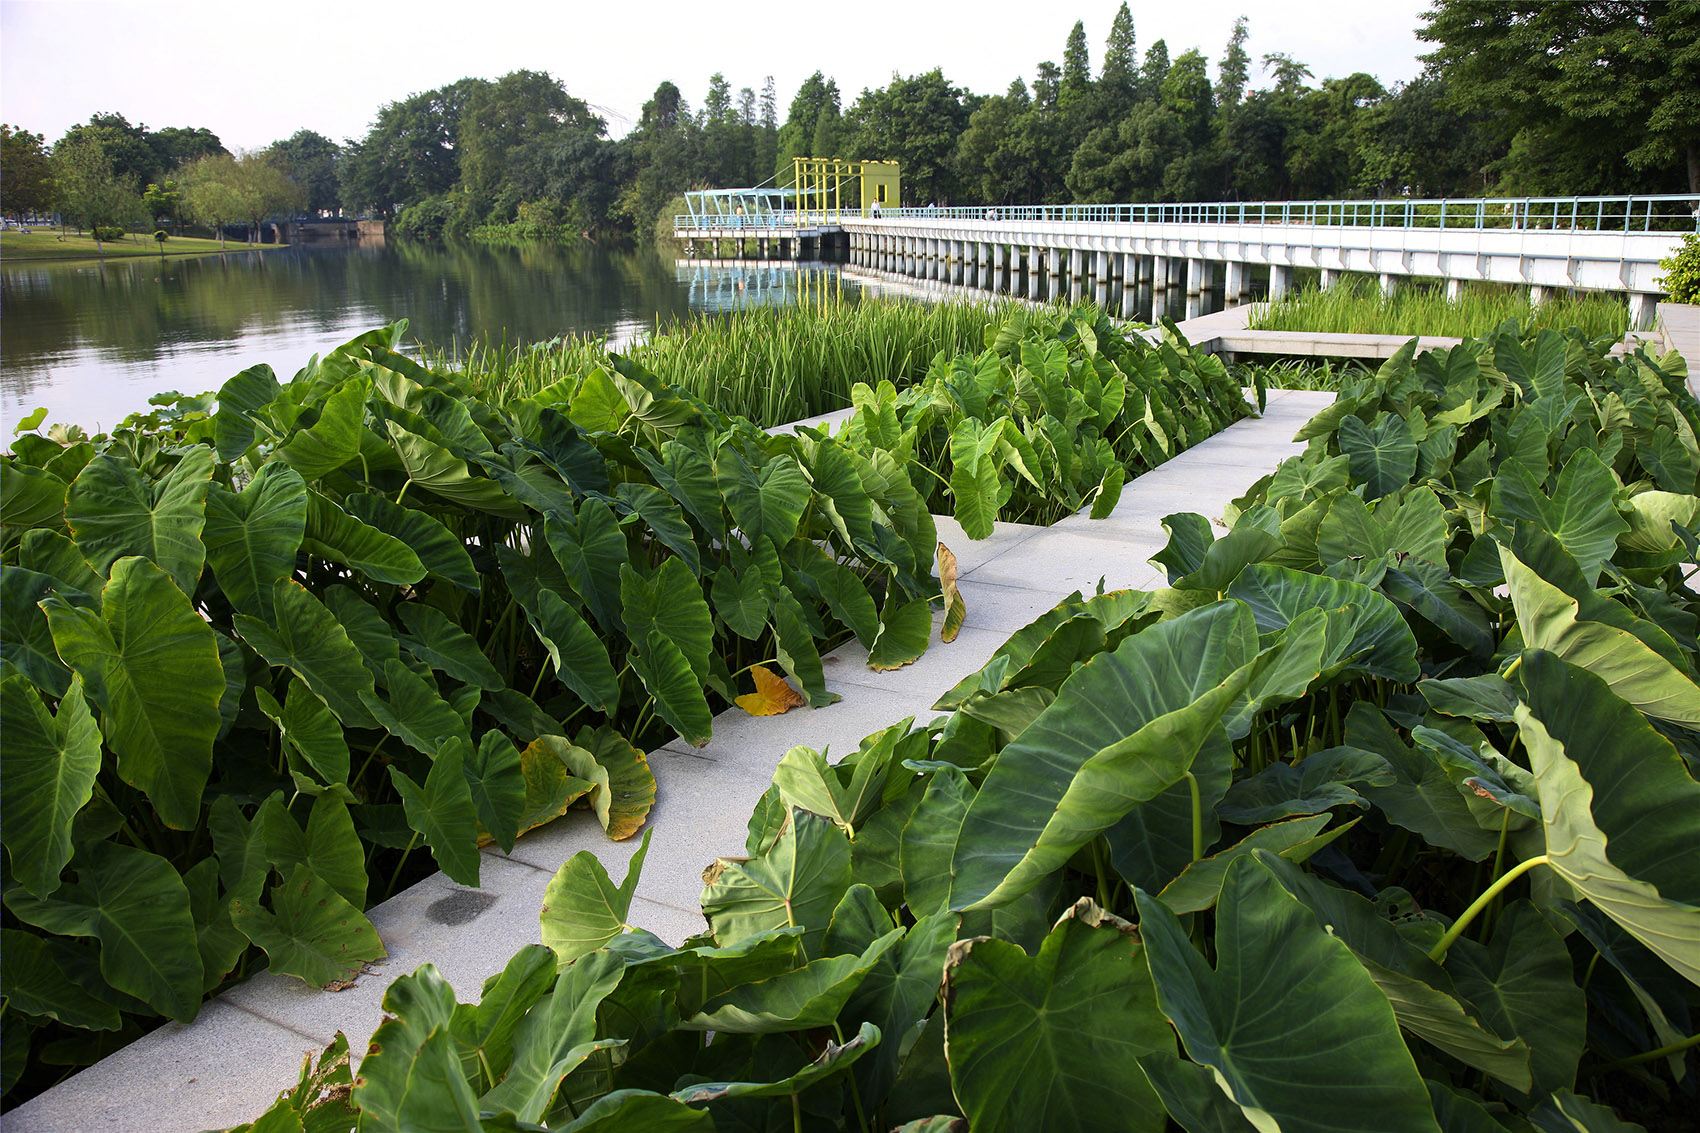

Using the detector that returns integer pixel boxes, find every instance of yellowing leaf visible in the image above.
[737,664,808,717]
[938,542,966,643]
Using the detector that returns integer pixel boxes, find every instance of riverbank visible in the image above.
[0,230,287,264]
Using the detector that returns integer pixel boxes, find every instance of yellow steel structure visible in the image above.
[791,158,901,219]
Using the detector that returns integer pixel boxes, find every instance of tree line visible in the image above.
[4,1,1694,245]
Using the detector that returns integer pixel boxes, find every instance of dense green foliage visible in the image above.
[0,308,1244,1108]
[230,321,1700,1131]
[1661,232,1700,305]
[1252,279,1631,339]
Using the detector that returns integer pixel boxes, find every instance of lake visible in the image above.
[1,240,882,433]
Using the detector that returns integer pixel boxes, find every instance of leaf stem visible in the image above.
[1428,854,1550,963]
[1585,1031,1700,1074]
[385,831,421,900]
[1183,771,1203,863]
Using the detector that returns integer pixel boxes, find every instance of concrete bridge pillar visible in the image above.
[1153,255,1170,294]
[1028,247,1042,300]
[1121,252,1138,318]
[934,238,946,281]
[1628,292,1656,331]
[1186,259,1208,320]
[1225,262,1248,307]
[1379,272,1398,299]
[1070,250,1087,303]
[1049,248,1066,299]
[993,243,1008,293]
[1319,268,1340,292]
[1445,278,1464,302]
[1095,250,1111,308]
[1269,264,1293,301]
[1528,284,1548,307]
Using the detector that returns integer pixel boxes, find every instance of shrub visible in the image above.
[92,225,125,242]
[1658,231,1700,304]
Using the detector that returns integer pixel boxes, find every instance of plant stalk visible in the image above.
[1428,854,1550,963]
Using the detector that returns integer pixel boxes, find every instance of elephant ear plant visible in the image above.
[0,308,1251,1109]
[230,322,1698,1131]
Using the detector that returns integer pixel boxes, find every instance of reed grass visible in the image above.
[438,298,1015,426]
[1251,278,1629,339]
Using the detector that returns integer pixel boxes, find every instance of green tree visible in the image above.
[1140,40,1171,103]
[843,70,971,204]
[341,79,488,216]
[1033,61,1062,111]
[1099,3,1139,114]
[1060,20,1092,109]
[2,124,52,221]
[264,129,342,214]
[51,134,143,249]
[775,72,840,182]
[230,152,303,243]
[1420,0,1700,193]
[1216,16,1252,108]
[149,125,225,169]
[142,180,182,231]
[180,154,242,247]
[757,77,780,181]
[55,113,163,187]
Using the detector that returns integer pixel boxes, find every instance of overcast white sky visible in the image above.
[2,0,1434,151]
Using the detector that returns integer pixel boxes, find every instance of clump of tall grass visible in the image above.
[1251,278,1629,339]
[1229,357,1366,392]
[438,298,1014,426]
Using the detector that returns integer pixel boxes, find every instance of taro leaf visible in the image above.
[1515,651,1700,986]
[396,603,502,691]
[65,447,215,596]
[805,437,874,550]
[2,840,202,1021]
[1155,816,1348,914]
[1255,853,1534,1091]
[1215,746,1393,824]
[1347,702,1499,860]
[256,677,351,789]
[1089,462,1126,519]
[736,664,806,717]
[710,557,771,642]
[389,737,481,887]
[1136,856,1442,1133]
[212,363,280,461]
[186,860,246,998]
[2,460,67,531]
[352,965,474,1131]
[948,417,1003,539]
[840,909,957,1112]
[702,808,851,961]
[671,1019,880,1104]
[540,829,652,964]
[258,792,369,910]
[553,1090,711,1131]
[944,900,1171,1133]
[1338,412,1417,500]
[467,731,526,852]
[901,766,973,917]
[202,463,307,622]
[3,561,86,697]
[613,483,701,577]
[386,420,525,518]
[938,542,966,643]
[1529,1090,1651,1133]
[322,584,403,688]
[1135,1051,1261,1133]
[0,929,122,1031]
[362,658,470,757]
[574,724,655,841]
[236,580,379,729]
[630,629,713,747]
[301,490,425,586]
[716,448,812,546]
[544,498,627,635]
[231,864,386,989]
[276,378,367,480]
[1317,487,1448,569]
[1228,562,1421,683]
[1419,674,1519,722]
[683,926,903,1032]
[513,736,597,839]
[481,949,627,1122]
[622,558,714,681]
[43,556,223,830]
[2,673,101,898]
[1504,546,1700,728]
[1152,506,1282,592]
[452,944,556,1095]
[343,495,479,593]
[868,596,932,671]
[770,584,838,707]
[1490,448,1627,582]
[949,602,1259,912]
[1620,489,1700,553]
[640,434,721,538]
[520,587,619,715]
[568,367,630,434]
[773,741,890,839]
[1447,901,1587,1097]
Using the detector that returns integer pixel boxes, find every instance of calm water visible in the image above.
[1,241,874,433]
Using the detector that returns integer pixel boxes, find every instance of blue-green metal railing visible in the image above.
[676,194,1700,234]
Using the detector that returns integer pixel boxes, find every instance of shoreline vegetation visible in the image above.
[0,229,287,265]
[1251,277,1632,340]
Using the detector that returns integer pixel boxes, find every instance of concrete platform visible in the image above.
[6,388,1336,1133]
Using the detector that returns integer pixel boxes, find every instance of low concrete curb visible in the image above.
[6,388,1334,1133]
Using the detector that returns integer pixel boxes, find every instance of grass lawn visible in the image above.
[0,229,285,264]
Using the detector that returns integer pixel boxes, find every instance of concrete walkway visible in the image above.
[8,388,1334,1133]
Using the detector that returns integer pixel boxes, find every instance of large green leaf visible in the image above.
[1,459,67,532]
[949,602,1258,912]
[2,673,101,898]
[629,629,713,747]
[1514,651,1700,986]
[670,1020,881,1105]
[613,482,701,576]
[944,900,1171,1133]
[301,490,425,586]
[1136,856,1442,1132]
[1491,448,1627,581]
[481,949,626,1122]
[343,494,479,593]
[214,362,281,462]
[1,565,76,697]
[1317,487,1447,569]
[202,462,306,622]
[621,558,714,681]
[867,596,933,671]
[539,829,652,964]
[0,928,122,1031]
[520,587,619,714]
[574,724,656,841]
[947,418,1003,539]
[390,737,482,887]
[352,964,475,1132]
[276,377,367,480]
[65,446,214,595]
[1151,507,1281,593]
[1338,412,1417,500]
[1228,563,1421,683]
[467,731,527,852]
[386,420,525,518]
[684,927,903,1033]
[1348,702,1500,860]
[230,864,386,988]
[702,808,851,961]
[770,583,838,707]
[3,840,203,1021]
[716,448,812,546]
[512,736,597,840]
[258,792,369,910]
[362,657,470,757]
[545,498,627,634]
[256,677,351,790]
[396,602,502,691]
[901,766,973,916]
[43,556,224,830]
[236,580,379,729]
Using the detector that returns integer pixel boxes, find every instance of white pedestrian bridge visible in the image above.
[676,194,1699,326]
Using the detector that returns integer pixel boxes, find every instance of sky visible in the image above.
[2,0,1434,151]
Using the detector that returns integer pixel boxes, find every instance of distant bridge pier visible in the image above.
[1225,261,1249,307]
[1319,268,1341,291]
[1380,272,1398,299]
[1270,264,1293,301]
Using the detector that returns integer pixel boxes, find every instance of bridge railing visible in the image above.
[677,195,1700,234]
